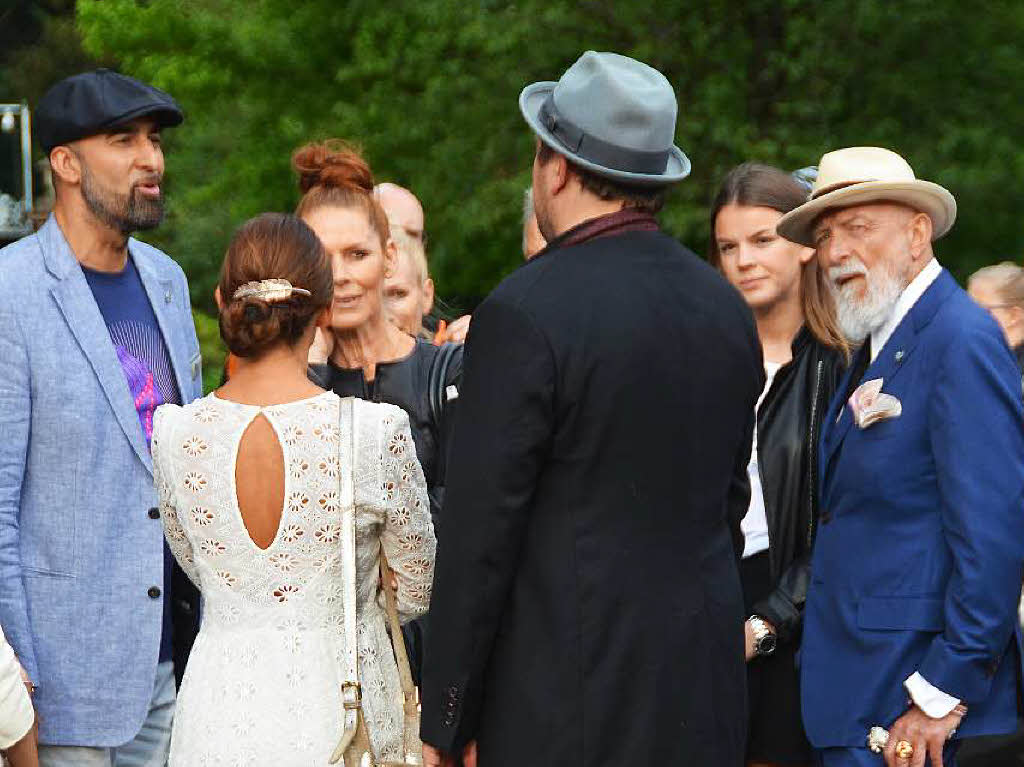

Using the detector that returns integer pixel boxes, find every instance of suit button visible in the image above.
[819,509,832,525]
[148,586,162,599]
[148,507,160,520]
[987,658,1000,677]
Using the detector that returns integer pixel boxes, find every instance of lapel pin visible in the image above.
[894,350,904,364]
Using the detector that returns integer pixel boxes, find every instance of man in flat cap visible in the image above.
[0,69,202,765]
[420,51,763,766]
[778,147,1024,767]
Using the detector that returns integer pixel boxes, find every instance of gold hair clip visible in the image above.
[232,279,311,302]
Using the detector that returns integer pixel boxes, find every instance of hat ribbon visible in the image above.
[538,94,671,176]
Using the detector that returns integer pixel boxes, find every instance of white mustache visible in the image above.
[828,260,869,284]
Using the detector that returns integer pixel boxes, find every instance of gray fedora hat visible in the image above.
[519,51,690,187]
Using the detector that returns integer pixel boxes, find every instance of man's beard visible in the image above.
[827,256,908,343]
[532,184,557,243]
[80,163,164,234]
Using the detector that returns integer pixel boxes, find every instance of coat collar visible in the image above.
[822,268,957,468]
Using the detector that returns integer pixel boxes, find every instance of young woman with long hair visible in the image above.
[710,163,848,767]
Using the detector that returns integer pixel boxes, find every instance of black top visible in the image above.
[309,338,463,531]
[420,228,764,765]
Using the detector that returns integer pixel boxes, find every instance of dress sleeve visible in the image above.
[153,406,200,589]
[0,624,33,750]
[378,407,436,624]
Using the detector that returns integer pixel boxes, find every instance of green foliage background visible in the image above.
[5,0,1024,383]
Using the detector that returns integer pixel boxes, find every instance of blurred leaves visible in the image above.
[8,0,1024,318]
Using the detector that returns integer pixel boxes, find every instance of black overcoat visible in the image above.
[421,228,764,766]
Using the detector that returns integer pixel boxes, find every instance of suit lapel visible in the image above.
[133,244,192,404]
[43,222,154,473]
[822,269,957,476]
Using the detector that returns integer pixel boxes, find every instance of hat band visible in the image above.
[539,94,671,176]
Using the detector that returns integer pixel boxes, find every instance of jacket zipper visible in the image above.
[806,359,824,548]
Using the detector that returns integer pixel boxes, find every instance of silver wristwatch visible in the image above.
[747,615,777,657]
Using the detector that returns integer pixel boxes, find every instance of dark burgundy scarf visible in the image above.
[542,208,659,252]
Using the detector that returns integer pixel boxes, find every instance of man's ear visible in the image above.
[422,277,435,316]
[214,286,223,310]
[49,145,82,186]
[551,152,571,196]
[908,211,933,261]
[1006,305,1024,331]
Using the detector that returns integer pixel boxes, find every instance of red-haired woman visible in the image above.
[294,141,460,682]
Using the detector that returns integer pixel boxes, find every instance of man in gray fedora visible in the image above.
[420,51,763,766]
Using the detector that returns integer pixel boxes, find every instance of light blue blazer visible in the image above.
[0,216,202,746]
[801,270,1024,747]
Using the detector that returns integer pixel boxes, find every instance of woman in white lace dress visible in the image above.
[152,213,435,765]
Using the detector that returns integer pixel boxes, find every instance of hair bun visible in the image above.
[216,213,333,359]
[292,139,374,195]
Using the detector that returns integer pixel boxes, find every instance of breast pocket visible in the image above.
[854,415,903,442]
[857,596,944,632]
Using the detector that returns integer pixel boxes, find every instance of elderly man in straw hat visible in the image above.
[420,51,763,767]
[776,147,1024,767]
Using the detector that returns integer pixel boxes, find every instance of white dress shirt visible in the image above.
[869,258,942,363]
[864,258,960,717]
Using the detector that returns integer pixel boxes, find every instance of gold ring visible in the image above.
[895,740,914,759]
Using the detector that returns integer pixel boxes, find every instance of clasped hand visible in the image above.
[883,704,963,767]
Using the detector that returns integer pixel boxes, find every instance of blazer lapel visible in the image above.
[822,269,957,473]
[133,243,193,404]
[41,221,153,473]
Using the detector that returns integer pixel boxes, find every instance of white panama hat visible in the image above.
[776,147,957,247]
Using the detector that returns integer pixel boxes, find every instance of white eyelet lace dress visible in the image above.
[152,391,435,766]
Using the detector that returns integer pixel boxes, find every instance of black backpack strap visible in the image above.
[428,342,460,430]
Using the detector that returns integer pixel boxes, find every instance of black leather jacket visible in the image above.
[309,339,463,532]
[752,326,845,643]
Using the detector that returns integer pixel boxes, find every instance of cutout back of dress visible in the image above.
[235,412,287,550]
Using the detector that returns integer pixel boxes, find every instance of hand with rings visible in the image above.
[883,704,965,767]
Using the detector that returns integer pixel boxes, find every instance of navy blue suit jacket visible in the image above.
[801,269,1024,747]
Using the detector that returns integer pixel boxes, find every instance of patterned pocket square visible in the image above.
[849,378,902,429]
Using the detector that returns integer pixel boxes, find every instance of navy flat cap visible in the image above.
[36,68,183,152]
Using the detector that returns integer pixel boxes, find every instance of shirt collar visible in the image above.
[870,257,941,362]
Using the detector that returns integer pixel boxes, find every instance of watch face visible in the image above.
[758,633,777,656]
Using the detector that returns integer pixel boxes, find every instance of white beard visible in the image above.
[828,257,907,343]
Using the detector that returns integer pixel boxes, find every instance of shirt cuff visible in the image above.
[905,671,961,718]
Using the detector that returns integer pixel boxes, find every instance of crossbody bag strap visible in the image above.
[330,396,361,764]
[380,554,418,717]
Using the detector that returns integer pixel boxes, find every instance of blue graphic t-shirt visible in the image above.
[84,255,181,663]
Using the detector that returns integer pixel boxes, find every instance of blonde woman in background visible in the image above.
[968,262,1024,382]
[385,227,435,339]
[968,261,1024,633]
